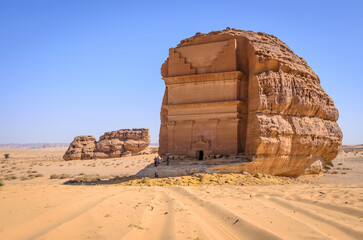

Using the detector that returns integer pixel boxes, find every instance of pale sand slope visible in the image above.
[0,146,362,240]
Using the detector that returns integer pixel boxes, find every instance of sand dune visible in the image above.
[0,147,362,239]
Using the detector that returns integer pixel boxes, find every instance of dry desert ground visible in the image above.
[0,146,362,240]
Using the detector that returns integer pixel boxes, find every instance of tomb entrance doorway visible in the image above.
[197,150,204,160]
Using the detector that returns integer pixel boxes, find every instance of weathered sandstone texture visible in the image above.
[63,129,150,160]
[63,135,96,161]
[158,28,342,176]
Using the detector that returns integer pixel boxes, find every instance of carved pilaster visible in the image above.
[227,118,241,154]
[209,119,219,149]
[183,120,194,148]
[167,121,176,153]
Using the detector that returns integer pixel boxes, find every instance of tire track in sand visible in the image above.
[122,189,175,240]
[265,197,363,240]
[0,193,116,240]
[165,186,283,240]
[290,196,363,218]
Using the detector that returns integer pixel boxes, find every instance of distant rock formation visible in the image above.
[158,28,342,176]
[0,143,69,149]
[63,129,150,160]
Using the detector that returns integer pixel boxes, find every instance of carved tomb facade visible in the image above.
[158,29,342,176]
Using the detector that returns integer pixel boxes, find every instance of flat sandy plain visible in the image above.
[0,146,362,240]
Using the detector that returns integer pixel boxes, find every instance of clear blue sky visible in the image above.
[0,0,362,145]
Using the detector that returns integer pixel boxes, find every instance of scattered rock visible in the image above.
[119,173,304,186]
[304,159,325,175]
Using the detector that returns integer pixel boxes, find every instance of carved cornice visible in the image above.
[163,100,244,110]
[167,113,242,122]
[163,71,243,85]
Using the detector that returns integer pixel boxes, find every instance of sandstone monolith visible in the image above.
[158,28,342,176]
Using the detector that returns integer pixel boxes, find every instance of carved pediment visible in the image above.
[192,136,210,150]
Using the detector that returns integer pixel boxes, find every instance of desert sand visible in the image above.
[0,146,362,240]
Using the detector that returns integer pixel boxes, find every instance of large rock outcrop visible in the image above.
[158,28,342,176]
[63,135,96,160]
[63,128,150,160]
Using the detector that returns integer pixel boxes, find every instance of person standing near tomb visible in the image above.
[154,156,158,167]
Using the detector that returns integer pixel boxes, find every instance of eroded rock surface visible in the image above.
[63,129,150,160]
[63,136,96,160]
[158,28,342,176]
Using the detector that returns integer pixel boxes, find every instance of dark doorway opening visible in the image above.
[197,150,204,160]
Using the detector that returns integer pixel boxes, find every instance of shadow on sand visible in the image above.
[63,163,157,186]
[63,175,143,185]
